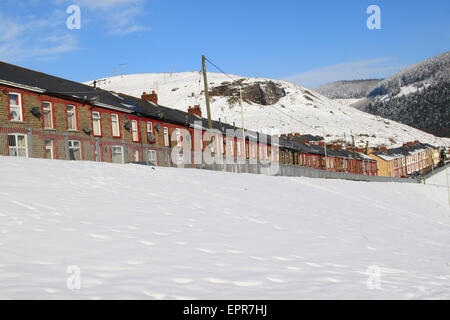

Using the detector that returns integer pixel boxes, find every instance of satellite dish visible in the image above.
[148,133,156,143]
[124,121,132,131]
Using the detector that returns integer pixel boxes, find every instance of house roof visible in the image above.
[0,61,141,114]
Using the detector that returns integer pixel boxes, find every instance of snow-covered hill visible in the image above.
[364,51,450,137]
[85,72,449,148]
[315,79,382,100]
[1,156,450,299]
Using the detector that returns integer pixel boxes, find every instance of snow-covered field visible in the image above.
[86,72,450,148]
[0,156,449,300]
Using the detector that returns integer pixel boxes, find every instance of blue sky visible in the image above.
[0,0,449,87]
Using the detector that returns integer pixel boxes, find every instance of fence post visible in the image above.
[95,138,101,162]
[64,133,70,160]
[27,128,33,158]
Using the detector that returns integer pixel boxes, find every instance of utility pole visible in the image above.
[202,55,214,159]
[202,55,213,131]
[239,86,245,161]
[446,164,450,207]
[323,128,328,172]
[351,133,357,174]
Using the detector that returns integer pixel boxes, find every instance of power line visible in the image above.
[204,57,237,82]
[203,56,327,137]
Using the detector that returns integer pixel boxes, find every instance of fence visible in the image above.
[0,125,419,184]
[276,164,418,183]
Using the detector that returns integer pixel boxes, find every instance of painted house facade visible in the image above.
[369,142,439,178]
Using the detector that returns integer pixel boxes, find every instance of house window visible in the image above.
[67,105,77,130]
[133,150,140,162]
[131,120,139,142]
[148,149,157,165]
[229,139,234,156]
[68,140,81,160]
[175,128,181,147]
[111,114,120,137]
[8,133,28,157]
[220,135,224,154]
[147,121,153,134]
[9,93,23,121]
[237,140,242,157]
[43,101,53,129]
[92,111,102,136]
[111,146,124,164]
[45,139,54,159]
[163,127,169,147]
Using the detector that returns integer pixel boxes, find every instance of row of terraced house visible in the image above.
[0,61,442,178]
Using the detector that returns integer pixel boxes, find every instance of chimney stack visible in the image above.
[141,90,158,105]
[188,105,202,117]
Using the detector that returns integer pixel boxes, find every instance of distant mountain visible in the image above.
[314,79,382,99]
[85,72,449,148]
[364,51,450,137]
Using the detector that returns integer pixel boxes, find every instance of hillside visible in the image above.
[314,79,382,100]
[363,51,450,137]
[85,73,449,148]
[1,156,450,299]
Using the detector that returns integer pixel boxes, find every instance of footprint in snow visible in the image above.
[139,240,156,246]
[197,248,215,254]
[88,234,111,240]
[173,278,194,284]
[232,281,262,287]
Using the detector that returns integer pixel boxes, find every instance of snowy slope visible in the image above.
[85,73,450,148]
[426,167,450,187]
[1,156,449,299]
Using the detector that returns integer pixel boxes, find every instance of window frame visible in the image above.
[147,121,153,134]
[111,145,124,164]
[111,113,121,137]
[45,138,54,159]
[8,133,28,157]
[67,105,78,131]
[163,127,169,147]
[9,92,23,122]
[175,128,182,147]
[42,101,54,129]
[92,111,102,137]
[229,138,234,157]
[68,140,82,160]
[147,149,157,165]
[131,119,139,142]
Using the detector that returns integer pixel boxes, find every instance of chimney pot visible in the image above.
[141,91,158,105]
[187,105,202,117]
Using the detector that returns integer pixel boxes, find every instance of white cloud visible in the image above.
[285,58,405,88]
[0,11,78,62]
[60,0,150,35]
